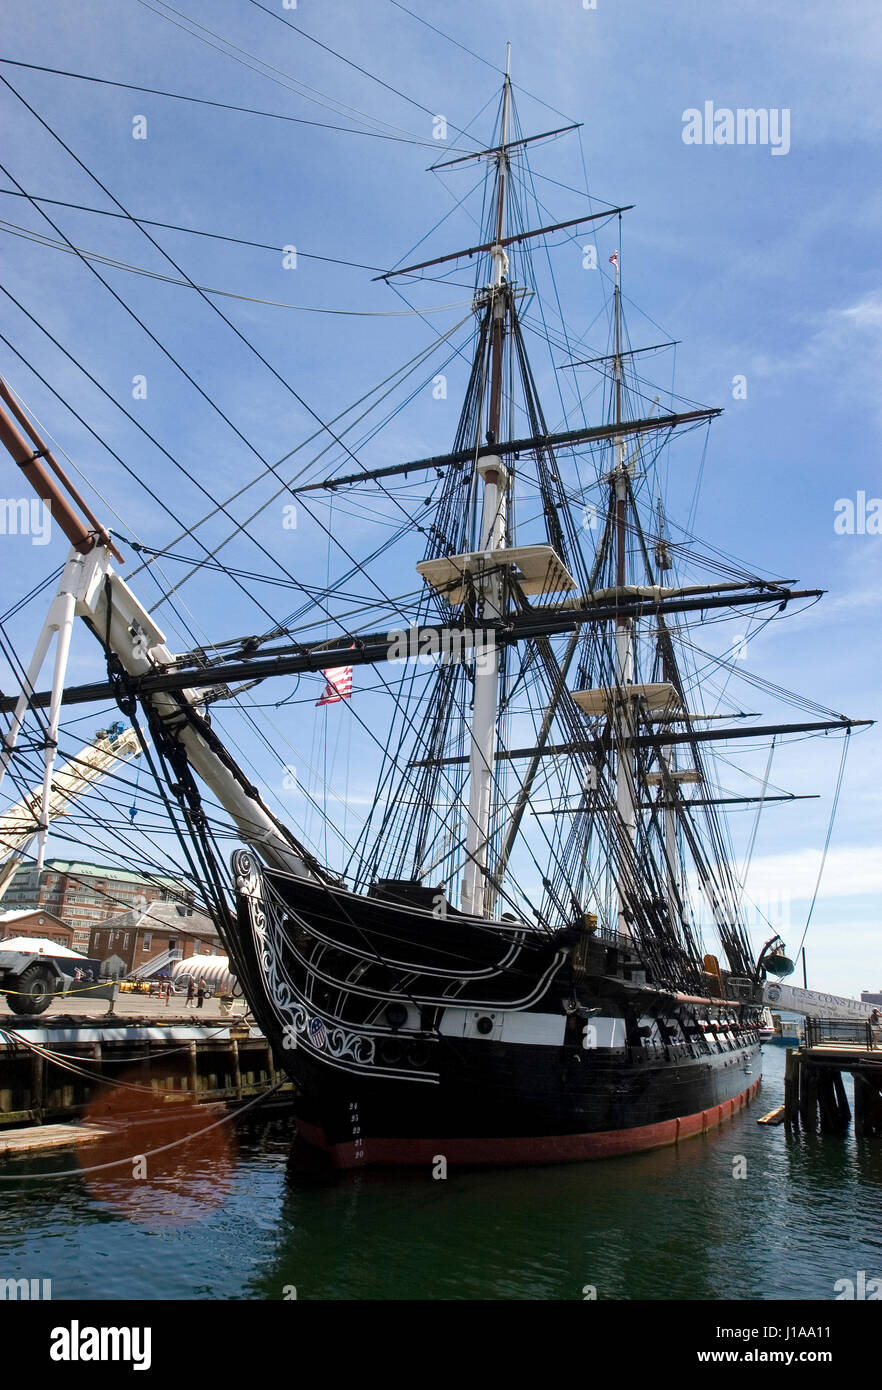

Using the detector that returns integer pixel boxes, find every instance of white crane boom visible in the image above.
[0,722,142,900]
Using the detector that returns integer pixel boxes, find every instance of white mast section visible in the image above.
[0,573,77,873]
[612,254,637,938]
[460,52,512,918]
[0,385,321,885]
[2,547,318,882]
[460,459,508,916]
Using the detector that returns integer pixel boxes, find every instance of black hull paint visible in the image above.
[283,1028,761,1163]
[230,852,763,1168]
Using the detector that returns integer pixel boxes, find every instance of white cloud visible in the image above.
[743,846,882,901]
[840,292,882,329]
[749,289,882,380]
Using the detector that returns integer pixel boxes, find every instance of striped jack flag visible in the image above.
[316,648,354,706]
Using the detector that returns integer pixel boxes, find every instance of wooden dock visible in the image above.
[0,1123,115,1154]
[0,1014,294,1132]
[784,1024,882,1136]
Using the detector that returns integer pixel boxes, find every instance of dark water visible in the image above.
[1,1047,879,1300]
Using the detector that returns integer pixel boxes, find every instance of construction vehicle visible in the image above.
[0,936,104,1014]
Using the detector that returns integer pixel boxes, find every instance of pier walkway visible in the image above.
[0,999,293,1132]
[784,1018,882,1136]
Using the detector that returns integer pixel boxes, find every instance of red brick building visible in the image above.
[3,858,187,954]
[0,909,75,949]
[89,900,223,978]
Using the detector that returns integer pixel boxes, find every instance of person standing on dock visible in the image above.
[197,977,207,1009]
[186,977,195,1009]
[869,1009,881,1050]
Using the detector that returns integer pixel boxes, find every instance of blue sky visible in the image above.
[1,0,880,995]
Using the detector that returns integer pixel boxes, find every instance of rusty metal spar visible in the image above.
[0,379,123,563]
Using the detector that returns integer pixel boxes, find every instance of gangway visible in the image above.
[763,980,873,1024]
[127,945,183,981]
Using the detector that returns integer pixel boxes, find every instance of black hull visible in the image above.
[230,852,763,1168]
[288,1035,761,1168]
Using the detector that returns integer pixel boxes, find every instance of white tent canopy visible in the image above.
[170,955,238,996]
[0,936,87,958]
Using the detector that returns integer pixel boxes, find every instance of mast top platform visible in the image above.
[417,545,577,606]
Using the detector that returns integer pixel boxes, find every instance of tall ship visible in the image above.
[0,62,867,1168]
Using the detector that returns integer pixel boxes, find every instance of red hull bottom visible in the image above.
[296,1077,762,1169]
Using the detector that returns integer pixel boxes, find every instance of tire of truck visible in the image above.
[5,963,57,1015]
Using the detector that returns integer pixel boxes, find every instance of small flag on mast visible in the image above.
[316,654,353,706]
[609,250,619,273]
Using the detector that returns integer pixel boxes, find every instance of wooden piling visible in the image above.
[1,1019,291,1129]
[855,1073,877,1137]
[799,1058,818,1131]
[30,1052,45,1119]
[833,1071,851,1128]
[784,1047,799,1131]
[782,1030,882,1142]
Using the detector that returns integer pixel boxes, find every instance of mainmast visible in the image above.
[460,51,512,917]
[611,248,638,937]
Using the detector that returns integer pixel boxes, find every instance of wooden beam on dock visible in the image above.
[0,1123,114,1155]
[757,1105,786,1125]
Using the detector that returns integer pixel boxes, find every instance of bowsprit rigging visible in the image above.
[0,56,872,1170]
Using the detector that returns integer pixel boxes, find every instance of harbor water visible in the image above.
[1,1047,879,1301]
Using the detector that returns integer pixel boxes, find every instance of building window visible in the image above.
[142,933,152,951]
[123,933,129,949]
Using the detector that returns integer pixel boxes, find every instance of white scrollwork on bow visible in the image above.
[233,850,375,1067]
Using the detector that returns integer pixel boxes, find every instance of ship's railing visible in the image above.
[805,1016,873,1050]
[591,923,639,953]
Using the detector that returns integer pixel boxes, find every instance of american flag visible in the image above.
[316,658,353,706]
[308,1015,328,1049]
[609,250,619,272]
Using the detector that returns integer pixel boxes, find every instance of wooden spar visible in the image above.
[372,205,634,280]
[0,386,125,867]
[427,121,582,171]
[408,717,871,768]
[0,382,123,562]
[559,340,680,371]
[290,407,721,495]
[0,586,837,713]
[0,386,321,880]
[490,630,580,901]
[532,794,821,813]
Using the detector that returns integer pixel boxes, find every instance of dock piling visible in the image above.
[783,1018,882,1139]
